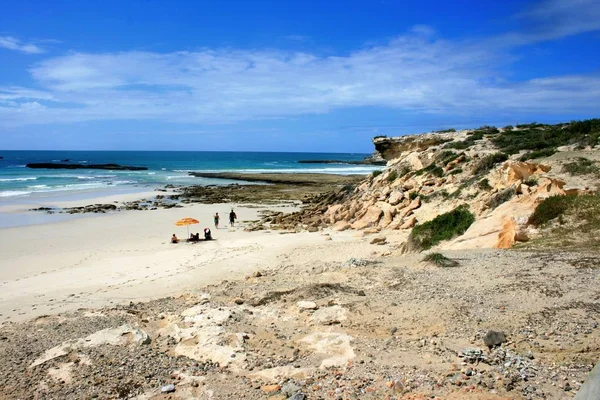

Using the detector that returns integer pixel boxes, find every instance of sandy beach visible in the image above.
[0,191,354,323]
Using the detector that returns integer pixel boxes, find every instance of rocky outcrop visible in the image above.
[264,126,597,250]
[26,163,147,171]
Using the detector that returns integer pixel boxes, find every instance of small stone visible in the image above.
[483,330,506,349]
[370,237,387,245]
[253,271,263,278]
[261,384,281,394]
[234,298,244,305]
[297,301,318,310]
[288,394,306,400]
[161,384,175,393]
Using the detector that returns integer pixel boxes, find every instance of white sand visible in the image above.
[0,194,356,323]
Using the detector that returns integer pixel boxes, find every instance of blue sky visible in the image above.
[1,0,599,152]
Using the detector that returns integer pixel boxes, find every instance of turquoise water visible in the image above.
[0,151,380,201]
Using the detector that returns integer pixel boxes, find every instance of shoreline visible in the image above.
[0,171,365,321]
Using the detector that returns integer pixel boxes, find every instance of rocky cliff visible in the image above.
[272,121,600,250]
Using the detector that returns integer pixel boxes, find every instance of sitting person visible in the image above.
[171,234,179,244]
[188,233,201,242]
[204,228,212,240]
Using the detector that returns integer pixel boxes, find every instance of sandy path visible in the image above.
[0,199,349,323]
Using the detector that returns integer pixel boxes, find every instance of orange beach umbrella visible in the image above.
[175,217,199,237]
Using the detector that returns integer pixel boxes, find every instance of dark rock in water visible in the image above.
[26,163,147,171]
[483,330,506,349]
[61,159,70,162]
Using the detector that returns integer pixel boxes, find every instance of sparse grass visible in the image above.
[523,176,539,186]
[415,163,444,177]
[519,148,556,161]
[398,165,412,177]
[562,157,600,176]
[527,194,600,227]
[519,194,600,250]
[371,170,383,178]
[444,132,483,150]
[447,168,463,175]
[487,186,516,210]
[472,153,509,175]
[422,252,460,268]
[408,206,475,250]
[387,170,398,182]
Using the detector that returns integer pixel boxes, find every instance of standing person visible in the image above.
[214,212,220,229]
[229,209,237,227]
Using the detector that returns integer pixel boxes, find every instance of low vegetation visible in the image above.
[477,178,492,190]
[387,170,398,182]
[435,128,456,133]
[371,170,382,178]
[408,206,475,250]
[444,132,483,150]
[562,157,600,176]
[522,194,600,250]
[487,187,516,210]
[519,148,556,161]
[492,119,600,155]
[472,153,508,175]
[422,252,460,268]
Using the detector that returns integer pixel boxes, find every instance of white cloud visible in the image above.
[1,0,600,127]
[0,36,44,54]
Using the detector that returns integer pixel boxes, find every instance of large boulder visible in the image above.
[351,206,383,230]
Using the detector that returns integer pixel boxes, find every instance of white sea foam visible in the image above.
[0,177,37,182]
[0,190,32,197]
[194,167,382,175]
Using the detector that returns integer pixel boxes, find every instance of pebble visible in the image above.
[161,384,175,393]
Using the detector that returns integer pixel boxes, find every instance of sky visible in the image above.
[1,0,599,152]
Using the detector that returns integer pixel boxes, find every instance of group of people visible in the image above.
[171,208,237,244]
[171,228,212,244]
[213,209,237,229]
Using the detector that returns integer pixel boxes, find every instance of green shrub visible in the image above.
[408,206,476,250]
[371,170,383,178]
[504,125,513,131]
[387,170,398,182]
[562,157,600,176]
[409,191,419,200]
[436,128,456,133]
[523,176,539,186]
[448,168,463,175]
[487,187,516,210]
[477,178,492,190]
[477,125,500,135]
[431,166,444,177]
[422,252,460,268]
[528,195,573,226]
[473,153,509,175]
[493,119,600,155]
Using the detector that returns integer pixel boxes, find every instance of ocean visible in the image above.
[0,151,381,202]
